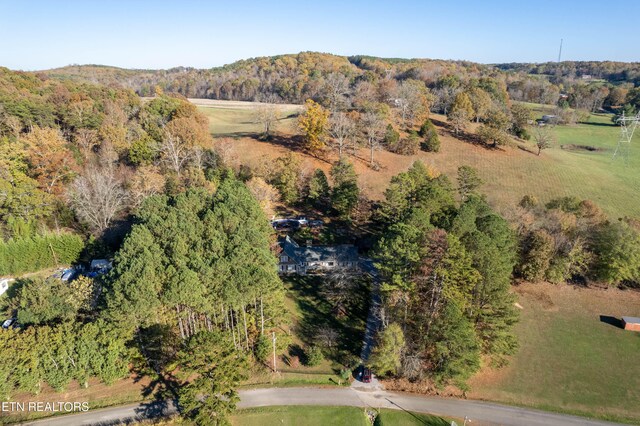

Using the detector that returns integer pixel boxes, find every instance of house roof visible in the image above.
[279,236,359,264]
[622,316,640,324]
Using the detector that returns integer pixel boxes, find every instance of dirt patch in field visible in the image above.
[561,144,607,153]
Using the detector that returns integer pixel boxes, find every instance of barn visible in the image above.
[622,316,640,332]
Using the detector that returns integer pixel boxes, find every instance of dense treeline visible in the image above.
[496,61,640,85]
[44,54,640,117]
[0,320,131,397]
[0,65,217,242]
[0,66,273,424]
[515,195,640,286]
[367,162,640,390]
[0,175,283,424]
[44,53,494,104]
[0,233,84,275]
[370,162,517,389]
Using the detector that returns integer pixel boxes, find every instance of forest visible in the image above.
[45,53,640,116]
[1,52,640,424]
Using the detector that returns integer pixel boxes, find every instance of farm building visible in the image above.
[622,316,640,332]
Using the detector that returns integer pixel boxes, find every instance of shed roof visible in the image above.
[622,316,640,324]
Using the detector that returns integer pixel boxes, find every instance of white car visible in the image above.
[2,318,14,329]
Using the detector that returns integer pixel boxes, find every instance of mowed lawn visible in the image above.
[230,406,450,426]
[199,100,640,219]
[230,406,369,426]
[468,283,640,424]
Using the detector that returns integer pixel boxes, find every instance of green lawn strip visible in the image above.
[374,408,453,426]
[230,405,369,426]
[241,371,348,389]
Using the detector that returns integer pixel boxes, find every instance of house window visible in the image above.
[328,262,334,267]
[287,265,295,271]
[280,255,288,263]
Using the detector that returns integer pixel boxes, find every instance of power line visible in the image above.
[612,112,640,163]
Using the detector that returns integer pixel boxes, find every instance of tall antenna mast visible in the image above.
[558,38,563,62]
[612,111,640,163]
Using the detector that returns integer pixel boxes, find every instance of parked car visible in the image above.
[309,220,324,228]
[61,268,77,282]
[362,367,372,383]
[2,318,15,329]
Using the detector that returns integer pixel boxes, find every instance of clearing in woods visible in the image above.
[197,99,640,219]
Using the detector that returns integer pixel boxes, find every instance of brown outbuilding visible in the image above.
[622,317,640,332]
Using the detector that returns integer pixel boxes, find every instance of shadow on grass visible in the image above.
[517,145,538,155]
[599,315,623,329]
[380,398,450,426]
[286,275,370,366]
[579,120,617,127]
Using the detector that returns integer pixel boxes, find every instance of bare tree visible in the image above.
[329,112,356,158]
[431,86,459,115]
[159,132,192,176]
[254,103,279,139]
[68,165,128,235]
[323,73,351,112]
[395,80,429,127]
[315,325,339,349]
[74,128,99,159]
[533,125,555,156]
[361,112,386,168]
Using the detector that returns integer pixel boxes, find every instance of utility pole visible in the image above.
[272,331,277,372]
[612,111,640,163]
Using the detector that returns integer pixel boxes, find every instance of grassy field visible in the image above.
[468,283,640,424]
[199,100,640,219]
[230,406,450,426]
[193,98,302,137]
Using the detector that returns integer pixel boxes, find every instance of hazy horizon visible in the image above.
[2,0,639,71]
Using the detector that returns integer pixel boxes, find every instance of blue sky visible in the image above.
[1,0,638,70]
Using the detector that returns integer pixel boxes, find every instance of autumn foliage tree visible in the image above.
[21,126,78,195]
[299,99,329,155]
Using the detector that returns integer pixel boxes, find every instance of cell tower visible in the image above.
[558,38,563,62]
[612,112,640,162]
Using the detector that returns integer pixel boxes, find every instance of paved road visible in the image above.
[21,387,625,426]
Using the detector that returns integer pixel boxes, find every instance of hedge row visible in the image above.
[0,233,84,276]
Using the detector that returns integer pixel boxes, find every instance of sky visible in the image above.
[1,0,639,71]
